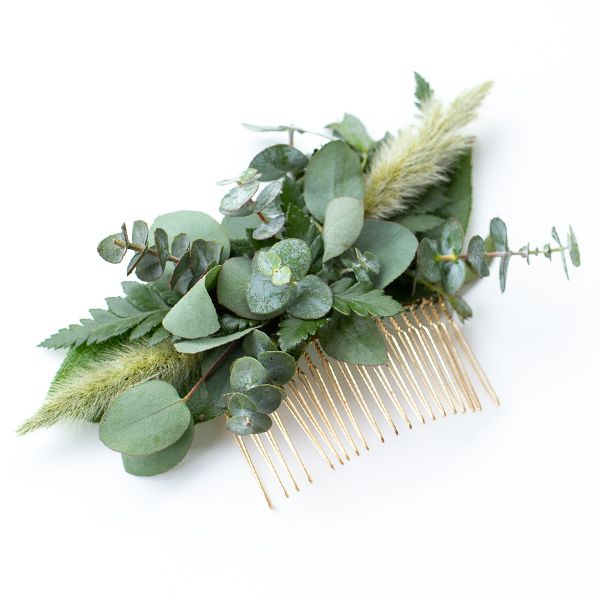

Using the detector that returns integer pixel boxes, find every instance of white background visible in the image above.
[1,1,598,598]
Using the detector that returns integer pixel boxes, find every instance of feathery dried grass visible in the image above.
[364,81,493,219]
[18,340,201,434]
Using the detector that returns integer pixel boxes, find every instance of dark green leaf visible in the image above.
[326,113,373,152]
[242,330,277,357]
[284,203,311,239]
[189,239,221,277]
[227,392,257,416]
[332,281,402,317]
[397,213,445,233]
[286,275,333,320]
[246,385,284,414]
[186,384,226,423]
[356,220,418,288]
[322,196,364,262]
[99,381,191,456]
[154,228,171,270]
[226,412,272,436]
[171,233,190,258]
[135,254,164,282]
[230,356,269,391]
[319,314,388,365]
[249,144,308,181]
[414,72,434,109]
[257,351,296,385]
[437,149,473,230]
[304,141,364,223]
[122,417,194,476]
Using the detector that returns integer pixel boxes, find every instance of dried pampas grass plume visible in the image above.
[364,81,493,219]
[18,340,201,434]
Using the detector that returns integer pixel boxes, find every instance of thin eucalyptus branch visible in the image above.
[112,238,180,264]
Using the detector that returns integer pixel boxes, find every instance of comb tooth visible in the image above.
[305,351,361,456]
[285,384,336,469]
[356,365,398,435]
[388,318,437,420]
[369,363,412,429]
[290,379,344,466]
[376,319,426,424]
[338,361,385,443]
[420,301,481,411]
[297,367,350,461]
[408,309,464,414]
[266,429,300,492]
[313,341,369,451]
[234,434,273,509]
[399,313,451,417]
[251,434,289,498]
[437,299,501,406]
[272,411,313,483]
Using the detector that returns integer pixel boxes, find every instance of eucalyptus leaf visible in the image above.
[174,326,259,354]
[467,235,490,278]
[245,384,284,414]
[242,330,277,357]
[286,275,333,319]
[226,413,272,436]
[230,356,269,391]
[304,141,364,223]
[132,220,149,246]
[162,273,220,338]
[356,220,418,288]
[220,181,259,216]
[417,238,442,283]
[98,232,126,264]
[490,217,508,252]
[322,196,364,262]
[99,381,191,456]
[227,392,257,416]
[249,144,308,181]
[442,260,466,294]
[568,225,580,267]
[397,213,445,233]
[257,351,296,385]
[255,180,284,212]
[122,417,194,476]
[439,218,464,255]
[221,214,262,239]
[253,214,286,240]
[154,228,171,269]
[326,113,373,152]
[270,238,312,280]
[246,271,292,315]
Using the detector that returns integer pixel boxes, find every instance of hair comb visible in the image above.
[20,74,579,509]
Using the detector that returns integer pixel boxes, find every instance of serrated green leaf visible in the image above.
[249,144,308,181]
[285,203,311,240]
[322,196,364,262]
[414,72,434,109]
[332,281,402,317]
[99,380,191,456]
[277,317,325,353]
[304,140,364,223]
[437,149,473,230]
[286,274,333,319]
[122,417,194,476]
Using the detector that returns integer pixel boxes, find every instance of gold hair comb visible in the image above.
[232,298,499,507]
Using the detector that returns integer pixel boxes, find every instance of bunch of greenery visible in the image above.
[20,74,580,477]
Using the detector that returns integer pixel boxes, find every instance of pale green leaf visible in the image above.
[322,196,364,262]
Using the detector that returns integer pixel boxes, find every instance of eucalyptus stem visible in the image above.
[113,238,180,264]
[181,341,240,403]
[256,211,269,224]
[436,245,568,262]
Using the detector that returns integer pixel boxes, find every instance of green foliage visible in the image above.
[322,196,364,262]
[122,417,194,476]
[318,314,388,365]
[414,72,434,110]
[355,220,418,288]
[277,317,325,353]
[304,140,364,223]
[286,275,333,319]
[173,326,259,354]
[99,380,191,456]
[326,113,373,152]
[249,144,308,181]
[40,278,178,349]
[331,279,402,317]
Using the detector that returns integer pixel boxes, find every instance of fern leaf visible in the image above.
[332,280,402,317]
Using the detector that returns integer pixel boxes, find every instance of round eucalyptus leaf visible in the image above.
[226,412,272,436]
[439,218,464,255]
[467,235,490,278]
[135,254,164,282]
[230,356,269,391]
[121,417,194,477]
[270,238,311,280]
[150,210,230,260]
[97,232,126,264]
[253,214,286,240]
[322,196,364,262]
[417,238,442,283]
[442,260,466,294]
[221,214,262,239]
[171,233,190,258]
[286,275,333,319]
[249,144,308,181]
[132,220,149,246]
[246,384,284,414]
[99,380,191,456]
[154,228,171,269]
[254,180,284,212]
[242,330,277,357]
[246,271,292,315]
[227,392,257,416]
[257,351,296,385]
[271,265,292,286]
[162,273,220,338]
[217,257,272,320]
[220,181,259,216]
[256,251,281,276]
